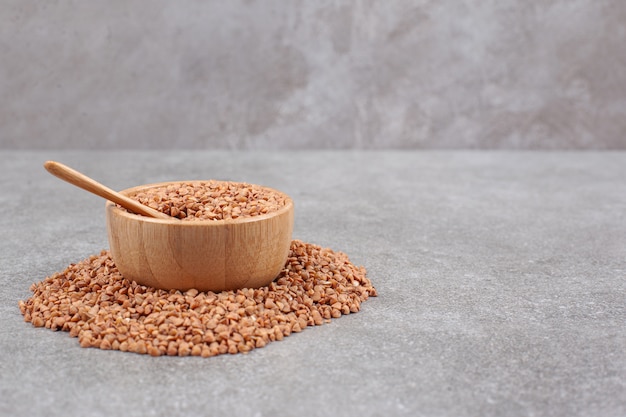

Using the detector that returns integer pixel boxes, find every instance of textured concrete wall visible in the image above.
[2,1,625,149]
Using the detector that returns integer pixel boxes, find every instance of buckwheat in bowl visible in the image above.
[105,180,294,292]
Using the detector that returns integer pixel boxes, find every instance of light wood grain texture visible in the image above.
[106,181,294,292]
[44,161,171,220]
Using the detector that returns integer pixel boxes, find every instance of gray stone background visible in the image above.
[1,0,625,150]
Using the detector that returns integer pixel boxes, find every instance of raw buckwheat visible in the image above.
[124,181,288,221]
[19,240,377,357]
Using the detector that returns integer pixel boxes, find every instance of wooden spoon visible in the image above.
[44,160,172,220]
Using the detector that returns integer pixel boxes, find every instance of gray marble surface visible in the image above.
[1,151,625,417]
[2,2,626,150]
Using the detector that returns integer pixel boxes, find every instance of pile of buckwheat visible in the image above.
[125,181,288,221]
[19,240,377,357]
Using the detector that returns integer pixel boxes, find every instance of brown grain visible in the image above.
[19,240,377,357]
[124,181,288,221]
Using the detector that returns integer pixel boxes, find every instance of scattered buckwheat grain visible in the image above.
[19,240,377,357]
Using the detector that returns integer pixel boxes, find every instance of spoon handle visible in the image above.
[44,161,171,220]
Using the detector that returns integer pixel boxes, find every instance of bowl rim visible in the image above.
[105,180,294,226]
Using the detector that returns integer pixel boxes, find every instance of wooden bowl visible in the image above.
[105,181,294,292]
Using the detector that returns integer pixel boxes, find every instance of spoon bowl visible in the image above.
[44,161,294,292]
